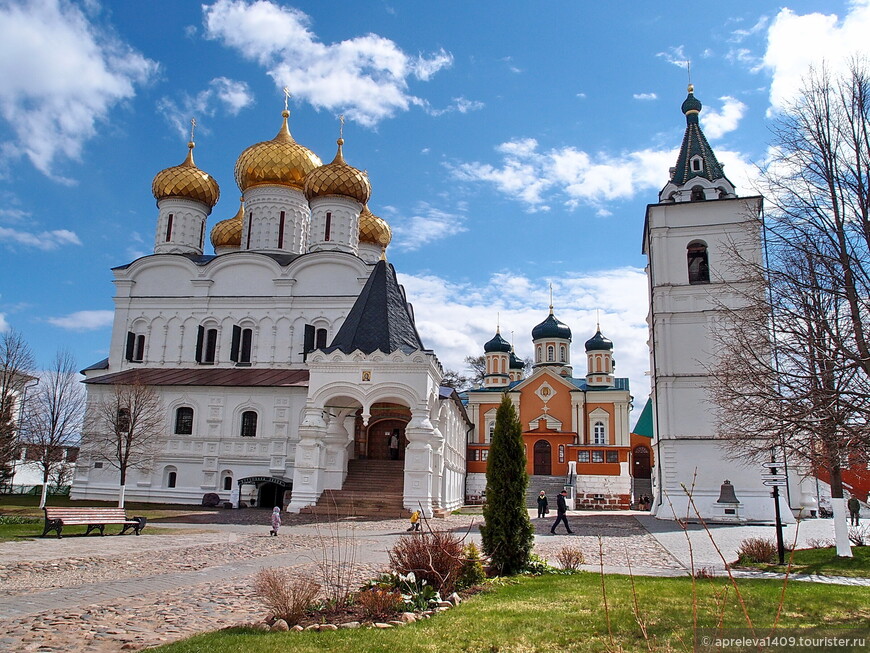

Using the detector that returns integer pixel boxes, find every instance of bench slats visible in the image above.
[42,507,147,539]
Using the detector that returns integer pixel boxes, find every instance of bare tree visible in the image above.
[21,350,85,508]
[464,355,486,387]
[84,381,164,507]
[0,329,36,489]
[711,60,870,556]
[440,368,470,390]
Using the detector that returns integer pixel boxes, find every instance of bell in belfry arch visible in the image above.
[716,479,739,504]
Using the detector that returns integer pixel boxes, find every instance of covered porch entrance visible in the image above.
[354,403,411,461]
[236,476,292,509]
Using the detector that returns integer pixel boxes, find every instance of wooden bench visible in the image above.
[42,507,147,538]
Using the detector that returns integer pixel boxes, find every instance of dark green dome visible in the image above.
[532,312,572,341]
[585,329,613,351]
[509,351,524,369]
[682,85,702,122]
[484,331,511,353]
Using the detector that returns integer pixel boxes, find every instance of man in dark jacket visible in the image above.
[550,489,573,534]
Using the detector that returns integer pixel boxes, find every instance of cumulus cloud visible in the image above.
[398,267,651,417]
[389,203,467,251]
[0,313,8,332]
[158,77,254,138]
[47,309,114,331]
[700,96,747,140]
[0,0,158,178]
[656,45,689,69]
[202,0,452,127]
[0,227,81,250]
[763,1,870,112]
[633,93,658,101]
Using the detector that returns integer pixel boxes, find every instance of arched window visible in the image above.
[547,345,555,362]
[231,326,253,364]
[315,328,328,349]
[593,421,606,445]
[174,407,194,435]
[125,331,146,362]
[691,185,706,201]
[241,411,258,437]
[163,466,178,488]
[487,422,495,443]
[690,156,703,173]
[196,325,218,364]
[223,475,233,491]
[687,241,710,285]
[535,345,541,363]
[560,345,566,362]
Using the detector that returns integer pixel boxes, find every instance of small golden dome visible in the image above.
[303,138,371,204]
[359,206,392,247]
[210,200,244,249]
[234,110,322,192]
[151,142,220,210]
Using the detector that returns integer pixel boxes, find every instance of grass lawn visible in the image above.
[153,573,870,653]
[0,494,215,521]
[0,516,204,542]
[739,545,870,578]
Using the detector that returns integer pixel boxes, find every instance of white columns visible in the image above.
[403,406,437,516]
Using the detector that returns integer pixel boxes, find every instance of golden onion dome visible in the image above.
[234,110,322,192]
[210,200,244,250]
[303,138,371,204]
[151,142,220,210]
[359,206,392,247]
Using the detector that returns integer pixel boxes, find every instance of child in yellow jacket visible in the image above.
[406,510,421,531]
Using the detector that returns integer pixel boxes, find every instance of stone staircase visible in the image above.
[526,476,570,508]
[299,459,408,519]
[632,478,653,503]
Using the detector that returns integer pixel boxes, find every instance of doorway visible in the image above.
[257,482,286,509]
[366,418,408,460]
[632,445,651,478]
[533,440,552,475]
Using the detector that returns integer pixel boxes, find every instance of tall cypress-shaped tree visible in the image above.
[480,393,533,575]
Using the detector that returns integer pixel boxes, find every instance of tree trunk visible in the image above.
[829,466,853,558]
[39,482,48,509]
[118,484,126,508]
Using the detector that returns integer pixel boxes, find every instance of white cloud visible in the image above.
[763,1,870,112]
[656,45,689,69]
[202,0,452,127]
[390,203,467,251]
[633,93,658,101]
[0,226,81,250]
[426,96,484,117]
[0,0,158,177]
[700,96,747,140]
[0,313,9,332]
[398,267,651,418]
[158,77,254,138]
[47,309,114,331]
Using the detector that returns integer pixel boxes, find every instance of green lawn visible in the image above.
[0,516,201,542]
[153,573,870,653]
[0,494,216,521]
[740,545,870,578]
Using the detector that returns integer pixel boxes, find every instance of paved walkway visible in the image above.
[0,510,866,652]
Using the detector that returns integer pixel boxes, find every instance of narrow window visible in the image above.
[536,345,541,363]
[315,328,327,349]
[165,214,173,242]
[175,407,194,435]
[223,476,233,491]
[487,423,494,443]
[125,331,136,362]
[167,471,177,488]
[241,411,258,437]
[687,242,710,285]
[246,212,253,249]
[560,345,566,362]
[199,221,205,249]
[134,335,145,362]
[690,157,703,173]
[240,328,253,363]
[558,444,565,463]
[197,326,218,364]
[324,211,332,241]
[278,211,285,249]
[302,324,315,361]
[547,345,555,362]
[117,408,130,433]
[593,421,606,445]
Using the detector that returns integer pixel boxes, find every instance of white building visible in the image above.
[71,110,469,516]
[644,86,801,522]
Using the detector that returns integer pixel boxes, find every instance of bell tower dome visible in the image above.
[483,328,512,388]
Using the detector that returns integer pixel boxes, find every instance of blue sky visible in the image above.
[1,0,868,420]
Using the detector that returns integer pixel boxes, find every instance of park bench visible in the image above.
[41,507,147,538]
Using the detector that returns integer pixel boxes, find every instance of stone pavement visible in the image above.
[0,510,866,652]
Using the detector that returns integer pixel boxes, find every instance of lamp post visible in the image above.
[762,453,787,566]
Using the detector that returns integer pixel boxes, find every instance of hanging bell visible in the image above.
[716,479,740,504]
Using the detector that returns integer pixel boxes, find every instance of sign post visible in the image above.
[762,458,786,565]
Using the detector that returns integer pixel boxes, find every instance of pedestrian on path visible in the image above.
[537,491,549,519]
[407,509,422,532]
[848,496,861,526]
[269,506,281,536]
[389,430,400,460]
[550,490,573,535]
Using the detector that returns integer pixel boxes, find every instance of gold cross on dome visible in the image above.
[339,114,345,139]
[189,117,196,143]
[283,87,291,111]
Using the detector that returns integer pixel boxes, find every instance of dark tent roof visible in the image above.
[322,260,425,355]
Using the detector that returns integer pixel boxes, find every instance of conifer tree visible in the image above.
[480,393,533,575]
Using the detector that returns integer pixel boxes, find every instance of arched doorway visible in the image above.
[356,403,412,460]
[258,482,285,509]
[237,476,292,509]
[533,440,552,475]
[632,445,651,478]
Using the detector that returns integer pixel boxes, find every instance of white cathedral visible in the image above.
[71,109,470,517]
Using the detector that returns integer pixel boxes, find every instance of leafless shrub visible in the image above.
[555,546,586,570]
[694,567,715,579]
[309,497,359,607]
[848,524,869,546]
[805,537,834,549]
[253,568,320,625]
[356,588,403,620]
[737,537,778,564]
[388,530,464,595]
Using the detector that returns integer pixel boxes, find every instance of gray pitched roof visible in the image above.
[322,260,425,355]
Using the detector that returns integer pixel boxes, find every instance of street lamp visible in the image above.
[762,453,787,565]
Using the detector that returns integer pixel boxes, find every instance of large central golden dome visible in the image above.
[359,206,392,247]
[234,110,322,192]
[152,143,220,210]
[304,138,371,204]
[210,200,244,250]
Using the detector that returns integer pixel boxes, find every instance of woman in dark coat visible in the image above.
[537,490,548,518]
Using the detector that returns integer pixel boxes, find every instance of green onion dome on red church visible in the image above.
[234,110,322,192]
[484,330,512,353]
[509,349,524,369]
[532,309,572,341]
[304,138,371,204]
[151,141,220,212]
[585,329,613,351]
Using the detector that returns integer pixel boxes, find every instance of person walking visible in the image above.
[389,430,400,460]
[550,489,573,534]
[848,496,861,526]
[537,491,549,519]
[269,506,281,536]
[407,509,422,532]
